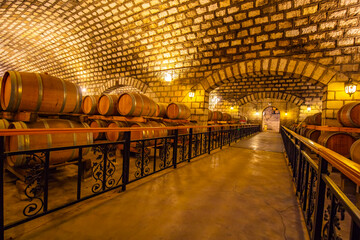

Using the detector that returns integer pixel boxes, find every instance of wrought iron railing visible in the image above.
[281,126,360,240]
[0,124,260,239]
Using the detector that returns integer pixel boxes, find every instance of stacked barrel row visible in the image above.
[81,93,191,120]
[295,102,360,165]
[208,109,247,123]
[337,102,360,165]
[0,71,192,167]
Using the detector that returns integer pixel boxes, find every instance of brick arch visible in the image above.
[98,77,159,101]
[99,77,149,94]
[199,57,349,92]
[237,92,305,106]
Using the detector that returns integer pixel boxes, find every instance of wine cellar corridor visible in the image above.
[9,132,309,240]
[1,0,360,239]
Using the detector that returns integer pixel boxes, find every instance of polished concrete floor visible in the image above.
[10,132,308,240]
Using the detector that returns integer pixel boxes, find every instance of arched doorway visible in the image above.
[262,106,280,132]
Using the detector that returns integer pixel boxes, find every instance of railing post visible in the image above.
[350,220,360,240]
[188,128,193,162]
[208,127,211,154]
[0,136,4,240]
[43,151,50,212]
[220,126,223,149]
[296,142,303,194]
[122,131,131,191]
[77,148,83,200]
[312,156,328,240]
[173,129,178,168]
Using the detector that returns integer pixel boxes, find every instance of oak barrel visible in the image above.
[337,102,360,127]
[141,94,157,117]
[350,139,360,164]
[0,119,9,129]
[117,93,157,117]
[166,103,191,119]
[211,111,223,121]
[1,71,82,113]
[222,113,232,121]
[6,119,93,167]
[208,110,213,121]
[309,113,322,125]
[82,95,100,115]
[156,103,168,117]
[90,119,108,140]
[305,129,321,142]
[299,127,309,137]
[304,116,311,125]
[317,132,356,158]
[97,94,119,116]
[105,121,128,141]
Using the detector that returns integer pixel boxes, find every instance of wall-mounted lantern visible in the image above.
[188,90,195,98]
[307,105,311,112]
[345,79,357,97]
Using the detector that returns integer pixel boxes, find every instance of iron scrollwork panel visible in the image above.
[322,188,346,240]
[23,152,46,217]
[305,167,318,233]
[92,144,119,193]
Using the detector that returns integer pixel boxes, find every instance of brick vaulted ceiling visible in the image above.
[1,0,360,101]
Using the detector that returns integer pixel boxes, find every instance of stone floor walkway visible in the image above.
[11,132,308,240]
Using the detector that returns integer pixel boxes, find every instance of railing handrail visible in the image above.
[282,126,360,186]
[0,124,259,136]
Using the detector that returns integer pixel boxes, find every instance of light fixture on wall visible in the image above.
[285,112,288,116]
[81,87,87,93]
[285,102,288,116]
[230,106,234,110]
[164,72,172,82]
[344,79,357,96]
[307,105,311,112]
[188,88,195,98]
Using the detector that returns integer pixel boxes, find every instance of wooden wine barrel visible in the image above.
[304,116,311,125]
[318,132,356,158]
[337,102,360,127]
[305,129,321,142]
[147,121,168,139]
[130,122,151,141]
[156,103,168,117]
[97,94,119,116]
[309,113,322,125]
[6,119,93,167]
[141,95,157,117]
[82,95,100,115]
[0,119,9,129]
[208,110,213,121]
[90,120,108,140]
[212,111,223,121]
[166,103,191,119]
[350,139,360,164]
[105,121,128,141]
[1,71,82,113]
[222,113,232,121]
[117,93,157,117]
[299,127,309,137]
[117,92,144,116]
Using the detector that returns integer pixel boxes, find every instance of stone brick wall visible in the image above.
[1,0,360,124]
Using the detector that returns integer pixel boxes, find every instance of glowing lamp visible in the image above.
[345,79,357,96]
[164,73,172,82]
[307,106,311,112]
[189,91,195,98]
